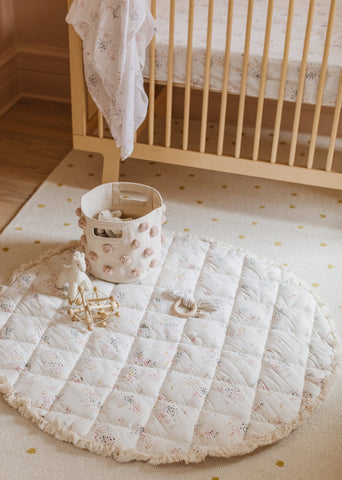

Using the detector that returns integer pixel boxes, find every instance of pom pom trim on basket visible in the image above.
[0,235,340,465]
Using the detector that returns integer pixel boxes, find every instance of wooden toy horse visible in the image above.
[56,251,92,303]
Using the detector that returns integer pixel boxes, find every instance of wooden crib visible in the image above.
[67,0,342,190]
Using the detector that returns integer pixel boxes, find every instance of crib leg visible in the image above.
[101,144,121,183]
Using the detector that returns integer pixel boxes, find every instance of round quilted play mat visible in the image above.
[0,233,338,464]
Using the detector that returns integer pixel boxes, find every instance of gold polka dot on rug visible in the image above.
[283,263,288,267]
[275,241,282,246]
[298,225,304,229]
[239,235,245,239]
[276,460,284,467]
[327,264,334,269]
[320,214,326,218]
[254,185,260,189]
[179,186,185,190]
[312,282,319,287]
[252,221,258,225]
[184,228,189,232]
[221,185,227,189]
[26,448,36,454]
[212,218,218,222]
[291,193,298,196]
[67,198,72,202]
[289,205,296,209]
[64,223,71,227]
[2,247,9,252]
[38,204,45,208]
[34,240,41,244]
[259,205,265,209]
[15,227,23,231]
[196,200,203,204]
[212,477,220,480]
[57,183,63,187]
[320,242,327,247]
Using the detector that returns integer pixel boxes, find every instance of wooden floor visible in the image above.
[0,98,72,233]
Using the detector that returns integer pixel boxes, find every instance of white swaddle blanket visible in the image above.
[66,0,156,160]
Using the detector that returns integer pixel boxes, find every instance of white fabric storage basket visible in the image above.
[79,182,164,283]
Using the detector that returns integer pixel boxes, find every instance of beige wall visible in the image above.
[12,0,68,49]
[0,0,69,52]
[0,0,16,52]
[0,0,70,114]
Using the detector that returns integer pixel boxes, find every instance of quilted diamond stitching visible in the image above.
[0,233,337,462]
[66,231,177,438]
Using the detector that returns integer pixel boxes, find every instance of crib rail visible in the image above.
[67,0,342,189]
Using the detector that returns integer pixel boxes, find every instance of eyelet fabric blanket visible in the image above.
[0,233,338,464]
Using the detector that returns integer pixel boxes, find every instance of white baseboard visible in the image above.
[0,43,71,116]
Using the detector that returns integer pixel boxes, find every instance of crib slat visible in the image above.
[326,68,342,172]
[307,0,337,169]
[288,0,315,167]
[67,1,87,137]
[217,0,234,156]
[165,0,176,148]
[148,0,157,146]
[98,111,104,138]
[270,0,295,164]
[235,0,254,158]
[183,0,195,151]
[200,0,215,153]
[252,0,274,161]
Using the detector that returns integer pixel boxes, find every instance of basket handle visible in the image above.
[112,183,155,209]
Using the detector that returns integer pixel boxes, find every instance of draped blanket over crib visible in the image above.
[66,0,156,160]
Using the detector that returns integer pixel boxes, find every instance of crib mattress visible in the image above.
[143,0,342,106]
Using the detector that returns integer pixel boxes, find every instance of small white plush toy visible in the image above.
[97,209,133,237]
[56,251,92,304]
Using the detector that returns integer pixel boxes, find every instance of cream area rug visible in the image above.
[0,150,341,478]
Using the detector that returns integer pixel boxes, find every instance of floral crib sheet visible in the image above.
[144,0,342,106]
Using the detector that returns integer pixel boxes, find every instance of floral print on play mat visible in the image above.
[0,230,337,463]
